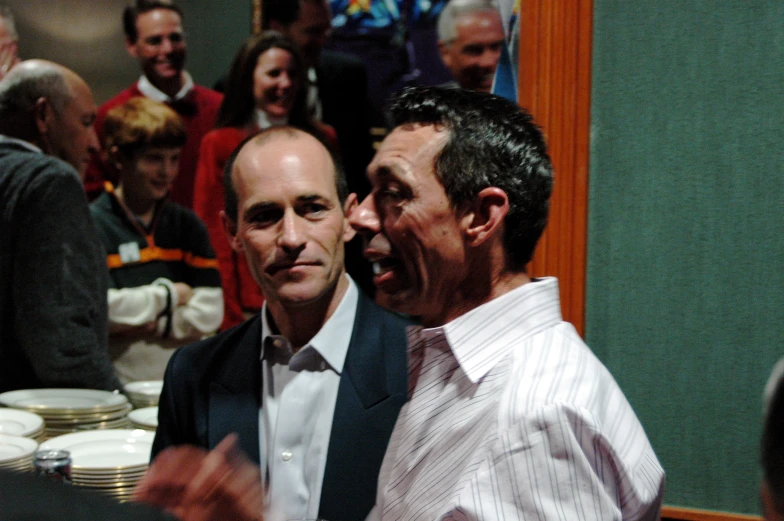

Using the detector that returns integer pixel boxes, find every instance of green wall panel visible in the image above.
[588,1,784,515]
[182,0,251,90]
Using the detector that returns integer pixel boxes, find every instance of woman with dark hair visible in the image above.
[193,31,336,330]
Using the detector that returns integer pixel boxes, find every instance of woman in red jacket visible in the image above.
[194,32,337,330]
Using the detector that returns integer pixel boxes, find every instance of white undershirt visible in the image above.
[254,108,287,130]
[306,67,322,121]
[137,72,194,102]
[259,275,358,521]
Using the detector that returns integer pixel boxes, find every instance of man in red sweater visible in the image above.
[84,0,222,208]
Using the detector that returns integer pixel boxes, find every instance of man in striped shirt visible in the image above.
[132,87,665,521]
[347,86,665,521]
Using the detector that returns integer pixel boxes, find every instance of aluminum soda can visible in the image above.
[34,449,72,484]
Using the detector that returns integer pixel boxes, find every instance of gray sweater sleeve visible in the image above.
[11,161,121,391]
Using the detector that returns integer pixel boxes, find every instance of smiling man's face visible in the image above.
[127,8,186,87]
[350,124,470,326]
[226,131,355,309]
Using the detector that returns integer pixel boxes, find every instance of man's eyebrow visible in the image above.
[242,201,277,220]
[296,194,330,204]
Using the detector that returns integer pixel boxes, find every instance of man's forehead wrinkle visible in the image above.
[370,160,409,187]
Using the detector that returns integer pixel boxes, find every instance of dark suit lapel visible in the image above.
[319,293,408,521]
[341,292,397,408]
[208,317,263,464]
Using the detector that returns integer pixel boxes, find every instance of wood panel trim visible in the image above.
[251,0,262,35]
[661,506,762,521]
[518,0,592,336]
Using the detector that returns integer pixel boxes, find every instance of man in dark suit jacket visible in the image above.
[151,126,410,521]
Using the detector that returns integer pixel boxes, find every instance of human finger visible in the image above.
[134,445,208,507]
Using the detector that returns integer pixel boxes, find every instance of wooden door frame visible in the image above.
[519,0,592,336]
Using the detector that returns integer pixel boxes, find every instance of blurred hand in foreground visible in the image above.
[0,38,19,79]
[134,434,264,521]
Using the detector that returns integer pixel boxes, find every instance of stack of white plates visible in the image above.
[124,381,163,409]
[39,429,153,502]
[128,407,158,431]
[0,434,38,472]
[0,389,131,439]
[0,408,45,442]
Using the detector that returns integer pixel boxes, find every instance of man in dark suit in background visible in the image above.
[265,0,376,295]
[150,126,410,521]
[263,0,374,200]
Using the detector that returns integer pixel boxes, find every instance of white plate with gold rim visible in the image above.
[0,389,128,413]
[0,434,38,463]
[128,407,158,428]
[0,409,44,437]
[39,429,153,469]
[124,381,162,397]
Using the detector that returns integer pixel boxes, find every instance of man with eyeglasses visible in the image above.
[84,0,222,207]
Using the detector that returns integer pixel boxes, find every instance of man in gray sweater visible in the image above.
[0,60,121,392]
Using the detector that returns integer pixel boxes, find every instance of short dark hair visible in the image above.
[223,126,348,223]
[388,86,553,269]
[262,0,324,28]
[123,0,183,43]
[763,364,784,515]
[215,31,308,130]
[262,0,299,28]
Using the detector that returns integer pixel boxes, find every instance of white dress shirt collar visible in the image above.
[137,72,194,102]
[260,275,358,374]
[254,108,287,130]
[409,277,563,384]
[0,134,42,153]
[306,67,322,121]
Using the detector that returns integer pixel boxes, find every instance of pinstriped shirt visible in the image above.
[372,277,665,521]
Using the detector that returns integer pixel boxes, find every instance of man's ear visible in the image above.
[33,97,53,137]
[125,38,138,59]
[461,187,509,247]
[220,210,243,254]
[342,193,358,242]
[437,41,452,69]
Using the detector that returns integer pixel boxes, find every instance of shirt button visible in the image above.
[281,450,293,461]
[273,339,283,348]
